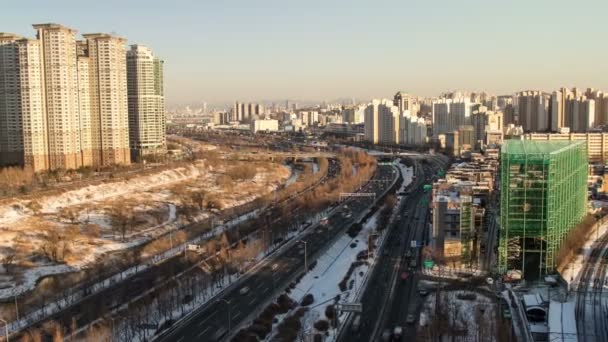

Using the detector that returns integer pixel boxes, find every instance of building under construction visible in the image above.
[499,140,588,280]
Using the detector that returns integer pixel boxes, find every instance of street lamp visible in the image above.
[299,240,308,272]
[219,298,232,334]
[0,318,9,342]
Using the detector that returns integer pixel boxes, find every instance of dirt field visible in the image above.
[0,154,290,296]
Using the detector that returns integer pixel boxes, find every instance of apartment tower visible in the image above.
[0,33,26,167]
[81,33,130,166]
[127,45,165,159]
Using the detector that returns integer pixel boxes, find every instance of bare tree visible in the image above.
[110,205,134,241]
[190,190,207,210]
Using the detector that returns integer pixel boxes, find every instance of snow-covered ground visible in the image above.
[264,162,413,341]
[266,212,380,341]
[0,159,289,302]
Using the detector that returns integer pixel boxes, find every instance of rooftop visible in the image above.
[502,139,585,155]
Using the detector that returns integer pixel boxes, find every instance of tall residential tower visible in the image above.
[127,45,165,159]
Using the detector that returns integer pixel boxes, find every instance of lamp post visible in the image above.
[219,298,232,334]
[299,240,308,272]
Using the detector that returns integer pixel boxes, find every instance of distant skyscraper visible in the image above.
[432,98,472,138]
[394,91,411,114]
[364,99,400,144]
[127,45,165,159]
[516,90,549,132]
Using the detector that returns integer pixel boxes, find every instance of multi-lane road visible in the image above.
[156,164,400,342]
[338,155,448,342]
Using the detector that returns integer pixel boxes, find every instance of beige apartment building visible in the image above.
[0,24,133,171]
[127,45,165,159]
[523,132,608,164]
[34,24,85,170]
[364,99,401,145]
[81,33,130,166]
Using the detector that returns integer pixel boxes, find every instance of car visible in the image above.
[393,326,403,340]
[239,286,250,295]
[406,314,416,324]
[419,289,429,296]
[381,329,392,341]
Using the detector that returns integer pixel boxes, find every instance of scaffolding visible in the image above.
[460,195,474,265]
[499,140,588,279]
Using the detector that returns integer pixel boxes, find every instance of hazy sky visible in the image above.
[4,0,608,106]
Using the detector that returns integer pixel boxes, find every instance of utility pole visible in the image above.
[299,240,308,272]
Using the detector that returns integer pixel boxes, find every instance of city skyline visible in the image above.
[3,0,608,105]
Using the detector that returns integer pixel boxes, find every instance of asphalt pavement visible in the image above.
[156,165,399,342]
[338,155,448,342]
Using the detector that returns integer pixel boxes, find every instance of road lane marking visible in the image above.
[177,337,184,342]
[233,311,242,320]
[198,313,213,326]
[198,326,211,337]
[248,297,256,306]
[262,287,269,293]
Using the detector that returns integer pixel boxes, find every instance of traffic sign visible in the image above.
[336,302,362,313]
[423,260,434,269]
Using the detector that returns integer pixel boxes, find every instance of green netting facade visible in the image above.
[499,140,588,278]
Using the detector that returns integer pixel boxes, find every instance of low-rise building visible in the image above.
[251,119,279,133]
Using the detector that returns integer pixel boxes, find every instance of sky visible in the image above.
[3,0,608,107]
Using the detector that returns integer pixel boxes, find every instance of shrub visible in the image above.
[249,324,270,339]
[314,320,330,332]
[325,305,336,321]
[277,294,294,313]
[301,294,314,306]
[227,165,257,181]
[347,223,363,238]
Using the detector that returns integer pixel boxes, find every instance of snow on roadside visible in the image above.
[266,211,380,341]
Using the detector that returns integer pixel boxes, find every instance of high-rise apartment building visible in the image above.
[81,33,130,166]
[0,23,140,171]
[432,98,472,138]
[516,90,550,132]
[0,33,25,167]
[34,23,84,170]
[232,101,265,122]
[364,99,400,144]
[341,105,365,124]
[127,45,165,159]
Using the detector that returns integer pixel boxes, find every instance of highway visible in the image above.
[155,164,400,342]
[338,155,448,342]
